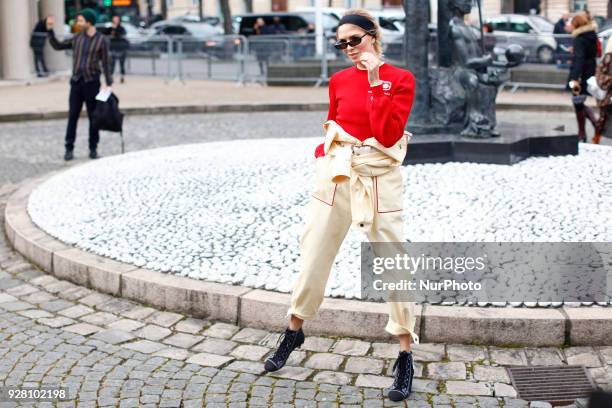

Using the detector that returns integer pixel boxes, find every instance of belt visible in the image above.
[334,141,375,155]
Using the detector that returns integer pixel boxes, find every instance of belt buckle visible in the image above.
[351,144,370,155]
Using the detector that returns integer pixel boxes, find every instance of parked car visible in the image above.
[295,10,341,37]
[236,13,311,37]
[141,23,222,53]
[150,15,222,30]
[383,22,437,63]
[484,14,557,64]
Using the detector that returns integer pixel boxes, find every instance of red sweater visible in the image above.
[315,62,416,158]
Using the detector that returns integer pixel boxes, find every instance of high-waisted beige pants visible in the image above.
[287,154,420,343]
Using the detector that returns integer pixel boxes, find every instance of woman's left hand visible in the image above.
[359,52,382,85]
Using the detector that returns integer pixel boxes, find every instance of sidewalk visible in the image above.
[1,183,609,407]
[0,75,595,121]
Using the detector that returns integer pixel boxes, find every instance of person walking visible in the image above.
[109,15,129,84]
[31,16,51,77]
[46,8,113,161]
[263,9,419,402]
[568,13,598,142]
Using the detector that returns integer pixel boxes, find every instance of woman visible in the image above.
[593,37,612,143]
[568,13,599,142]
[264,9,419,402]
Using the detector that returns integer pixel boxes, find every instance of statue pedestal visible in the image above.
[404,123,577,165]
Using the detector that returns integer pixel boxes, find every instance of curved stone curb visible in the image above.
[0,101,580,123]
[0,102,329,123]
[4,171,612,346]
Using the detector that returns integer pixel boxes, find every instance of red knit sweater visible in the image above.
[315,62,416,158]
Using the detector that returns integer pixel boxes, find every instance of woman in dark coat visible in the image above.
[568,13,599,142]
[30,16,50,77]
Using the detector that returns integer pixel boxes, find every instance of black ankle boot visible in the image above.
[387,350,414,401]
[64,150,74,161]
[264,327,305,372]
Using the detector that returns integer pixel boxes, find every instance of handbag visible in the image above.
[587,76,607,100]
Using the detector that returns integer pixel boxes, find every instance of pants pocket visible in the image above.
[311,155,337,206]
[375,167,403,213]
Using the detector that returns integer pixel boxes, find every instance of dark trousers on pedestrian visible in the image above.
[66,78,100,152]
[111,51,126,76]
[33,49,48,75]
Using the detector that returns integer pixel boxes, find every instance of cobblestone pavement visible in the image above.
[2,183,612,407]
[1,111,611,407]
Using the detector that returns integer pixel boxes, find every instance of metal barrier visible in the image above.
[45,30,612,90]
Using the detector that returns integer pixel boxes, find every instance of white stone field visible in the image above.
[27,139,612,305]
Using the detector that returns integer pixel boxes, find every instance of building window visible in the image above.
[573,0,587,11]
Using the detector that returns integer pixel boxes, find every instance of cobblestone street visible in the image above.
[1,111,611,407]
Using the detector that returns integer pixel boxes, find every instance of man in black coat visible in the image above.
[31,16,51,77]
[109,15,129,83]
[46,8,113,161]
[554,13,569,34]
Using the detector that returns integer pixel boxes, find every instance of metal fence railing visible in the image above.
[31,30,612,90]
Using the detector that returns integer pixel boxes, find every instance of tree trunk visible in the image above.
[244,0,253,13]
[220,0,233,34]
[404,0,430,125]
[161,0,168,19]
[198,0,204,20]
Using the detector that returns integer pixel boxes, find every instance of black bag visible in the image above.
[92,92,125,153]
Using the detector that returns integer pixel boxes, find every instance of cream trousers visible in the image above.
[286,149,420,344]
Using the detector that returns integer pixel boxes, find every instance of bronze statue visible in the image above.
[444,0,525,137]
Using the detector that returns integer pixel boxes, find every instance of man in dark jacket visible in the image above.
[46,8,113,161]
[554,13,569,34]
[568,13,599,142]
[31,16,51,77]
[109,15,129,83]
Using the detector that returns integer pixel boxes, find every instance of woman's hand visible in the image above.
[359,52,383,86]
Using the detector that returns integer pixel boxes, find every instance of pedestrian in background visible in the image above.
[46,8,113,161]
[253,18,270,77]
[109,15,129,84]
[269,16,287,34]
[554,13,569,35]
[31,16,51,77]
[554,12,571,67]
[568,13,599,142]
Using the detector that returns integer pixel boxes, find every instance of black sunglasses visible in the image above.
[334,32,371,50]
